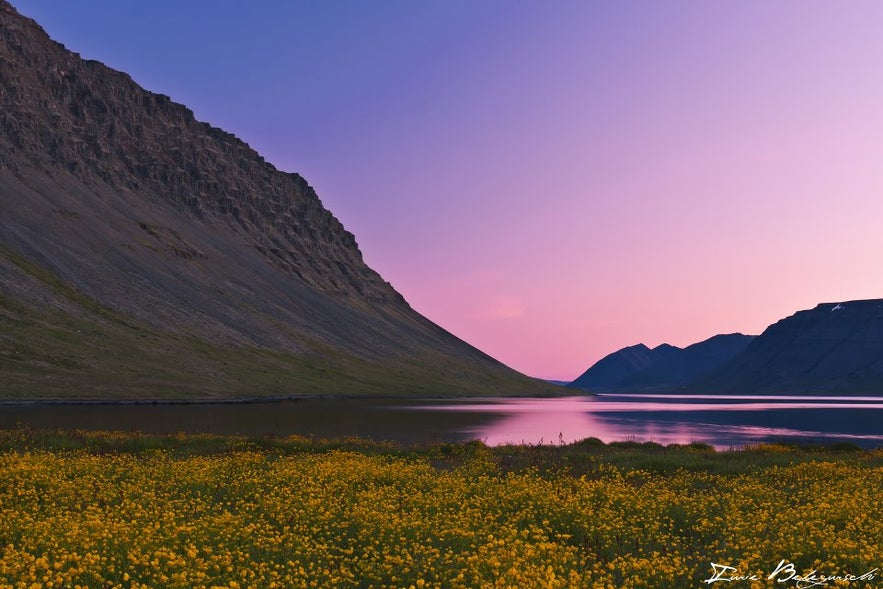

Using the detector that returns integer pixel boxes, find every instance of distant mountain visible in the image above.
[620,334,757,390]
[567,344,650,391]
[574,300,883,395]
[0,2,554,400]
[694,300,883,394]
[568,334,755,392]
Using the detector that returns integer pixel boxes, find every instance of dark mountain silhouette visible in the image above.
[621,334,756,390]
[568,334,755,392]
[694,300,883,394]
[0,2,553,400]
[567,342,677,391]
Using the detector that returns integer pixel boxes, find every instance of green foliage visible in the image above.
[0,428,879,475]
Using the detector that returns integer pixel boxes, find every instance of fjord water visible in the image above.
[2,395,882,448]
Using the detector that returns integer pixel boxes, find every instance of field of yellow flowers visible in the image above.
[0,431,880,589]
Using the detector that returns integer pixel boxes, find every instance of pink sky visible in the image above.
[16,1,883,380]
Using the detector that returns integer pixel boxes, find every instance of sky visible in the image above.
[13,1,883,380]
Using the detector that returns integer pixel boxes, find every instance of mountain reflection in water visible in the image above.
[408,395,883,448]
[1,395,881,448]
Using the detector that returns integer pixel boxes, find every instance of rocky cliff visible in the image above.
[0,2,552,399]
[694,300,883,394]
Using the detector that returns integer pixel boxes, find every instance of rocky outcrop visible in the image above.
[694,300,883,394]
[0,1,390,301]
[568,334,755,392]
[0,2,552,399]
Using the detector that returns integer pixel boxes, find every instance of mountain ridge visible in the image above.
[691,299,883,395]
[568,333,756,392]
[0,1,554,400]
[571,299,883,395]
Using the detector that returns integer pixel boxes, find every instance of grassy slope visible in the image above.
[0,248,557,400]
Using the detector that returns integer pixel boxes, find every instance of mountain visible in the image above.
[568,344,668,391]
[694,300,883,394]
[568,334,755,392]
[0,2,554,400]
[619,334,756,390]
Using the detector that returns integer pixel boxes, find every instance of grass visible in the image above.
[0,247,551,400]
[0,430,880,589]
[0,427,879,474]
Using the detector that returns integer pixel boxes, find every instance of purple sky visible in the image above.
[14,1,883,380]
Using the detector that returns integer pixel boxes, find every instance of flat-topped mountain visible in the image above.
[694,300,883,394]
[0,2,553,399]
[568,334,755,392]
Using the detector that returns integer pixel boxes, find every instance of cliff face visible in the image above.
[568,334,755,393]
[0,2,551,399]
[0,1,391,302]
[695,300,883,395]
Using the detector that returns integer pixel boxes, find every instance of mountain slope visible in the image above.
[619,333,755,390]
[568,334,754,392]
[0,2,553,400]
[694,300,883,394]
[567,343,672,391]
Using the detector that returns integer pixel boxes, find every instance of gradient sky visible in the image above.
[13,1,883,380]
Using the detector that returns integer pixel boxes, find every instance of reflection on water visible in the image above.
[409,395,883,448]
[1,394,882,448]
[0,399,499,445]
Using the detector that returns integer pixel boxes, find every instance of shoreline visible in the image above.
[0,392,575,407]
[6,389,883,406]
[0,395,323,407]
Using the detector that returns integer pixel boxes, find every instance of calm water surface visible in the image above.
[1,394,882,448]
